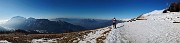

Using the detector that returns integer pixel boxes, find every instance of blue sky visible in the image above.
[0,0,179,20]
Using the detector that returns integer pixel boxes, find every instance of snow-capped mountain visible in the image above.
[2,16,85,33]
[0,16,123,33]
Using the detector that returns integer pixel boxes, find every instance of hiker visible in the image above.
[112,17,117,28]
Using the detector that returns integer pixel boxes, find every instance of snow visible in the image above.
[105,10,180,43]
[142,10,165,17]
[32,38,57,43]
[78,27,112,43]
[79,10,180,43]
[0,40,12,43]
[120,18,132,21]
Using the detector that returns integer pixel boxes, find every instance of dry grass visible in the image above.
[0,27,113,43]
[0,30,94,43]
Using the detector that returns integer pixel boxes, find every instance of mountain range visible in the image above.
[2,16,85,33]
[0,16,123,33]
[50,18,123,29]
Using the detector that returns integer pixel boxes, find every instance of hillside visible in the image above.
[0,26,112,43]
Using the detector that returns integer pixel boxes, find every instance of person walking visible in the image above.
[112,17,117,28]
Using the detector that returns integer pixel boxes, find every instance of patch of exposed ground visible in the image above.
[96,27,112,43]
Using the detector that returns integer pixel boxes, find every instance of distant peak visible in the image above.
[11,16,26,19]
[8,16,27,22]
[28,17,36,19]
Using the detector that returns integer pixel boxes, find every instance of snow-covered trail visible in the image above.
[105,10,180,43]
[105,24,130,43]
[106,20,180,43]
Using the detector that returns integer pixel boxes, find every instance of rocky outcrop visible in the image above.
[136,15,147,20]
[163,2,180,13]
